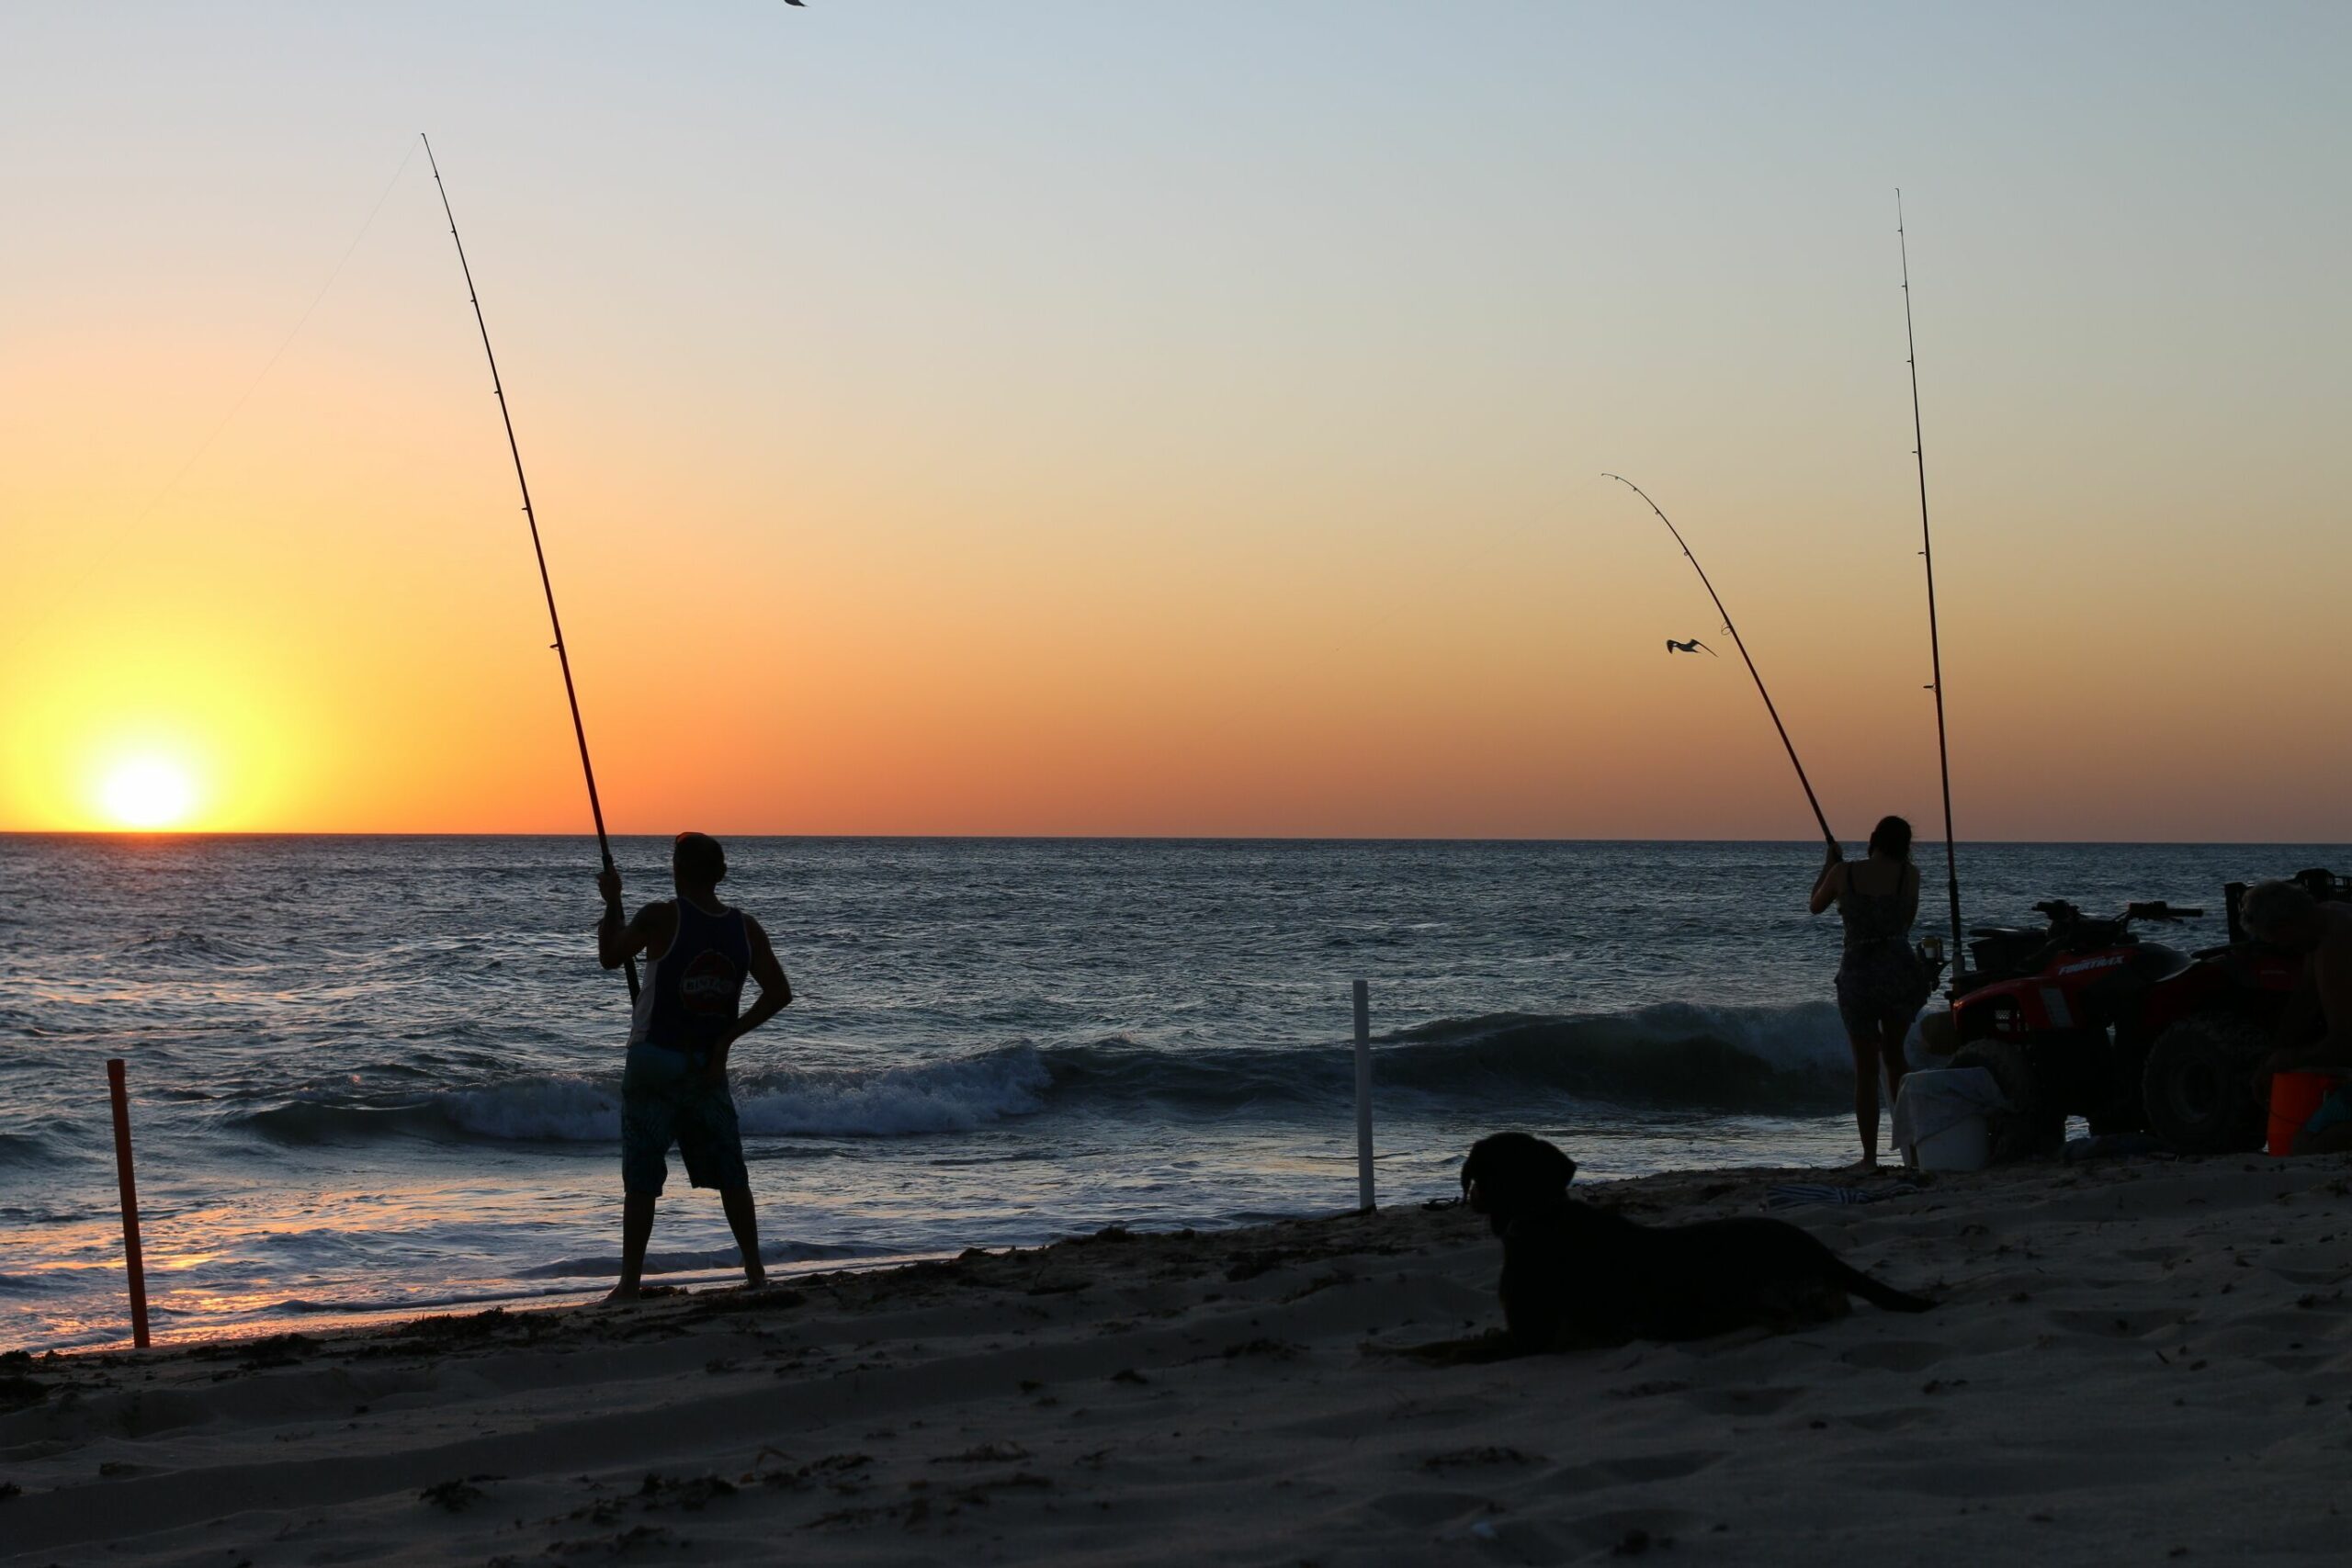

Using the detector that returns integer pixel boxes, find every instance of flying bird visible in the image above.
[1666,637,1717,656]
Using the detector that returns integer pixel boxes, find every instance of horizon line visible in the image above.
[3,830,2346,849]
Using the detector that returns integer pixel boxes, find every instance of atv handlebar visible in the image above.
[2018,897,2202,931]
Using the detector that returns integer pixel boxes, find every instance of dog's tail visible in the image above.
[1836,1262,1934,1314]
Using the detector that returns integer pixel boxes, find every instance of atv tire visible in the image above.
[2141,1013,2267,1156]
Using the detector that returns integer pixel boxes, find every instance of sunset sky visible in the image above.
[4,2,2345,840]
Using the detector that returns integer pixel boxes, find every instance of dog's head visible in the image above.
[1460,1133,1577,1235]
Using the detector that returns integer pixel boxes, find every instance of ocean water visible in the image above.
[2,835,2338,1352]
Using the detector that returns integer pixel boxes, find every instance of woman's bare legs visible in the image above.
[1848,1031,1886,1167]
[1847,1013,1915,1168]
[1878,1013,1912,1101]
[1876,1013,1913,1168]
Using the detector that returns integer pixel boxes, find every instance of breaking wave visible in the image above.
[1047,1001,1851,1114]
[231,999,1851,1146]
[237,1046,1057,1145]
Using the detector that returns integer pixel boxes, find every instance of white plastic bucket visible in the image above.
[1914,1113,1990,1172]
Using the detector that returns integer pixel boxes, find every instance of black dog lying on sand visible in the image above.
[1458,1132,1933,1354]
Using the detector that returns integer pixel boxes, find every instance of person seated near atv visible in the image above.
[1811,816,1933,1168]
[2242,879,2352,1155]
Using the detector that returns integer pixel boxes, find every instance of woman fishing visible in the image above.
[1810,816,1930,1168]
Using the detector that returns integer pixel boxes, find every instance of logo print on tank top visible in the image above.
[679,949,739,1016]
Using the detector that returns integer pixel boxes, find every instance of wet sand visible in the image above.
[6,1153,2351,1566]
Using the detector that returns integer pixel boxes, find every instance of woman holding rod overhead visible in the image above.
[1811,816,1930,1168]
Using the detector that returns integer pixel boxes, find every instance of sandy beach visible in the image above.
[7,1151,2351,1567]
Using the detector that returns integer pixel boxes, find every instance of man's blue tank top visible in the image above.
[626,898,750,1061]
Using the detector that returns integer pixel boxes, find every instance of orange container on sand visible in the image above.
[2267,1071,2335,1157]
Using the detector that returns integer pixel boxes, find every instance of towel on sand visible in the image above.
[1765,1182,1922,1209]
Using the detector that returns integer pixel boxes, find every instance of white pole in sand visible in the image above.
[1352,979,1374,1212]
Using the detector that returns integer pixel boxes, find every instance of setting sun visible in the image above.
[97,756,198,830]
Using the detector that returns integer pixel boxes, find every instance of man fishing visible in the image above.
[2243,880,2352,1155]
[596,832,793,1300]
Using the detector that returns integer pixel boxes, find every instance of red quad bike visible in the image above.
[1943,869,2348,1158]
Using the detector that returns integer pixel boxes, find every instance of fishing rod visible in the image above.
[1603,473,1836,846]
[423,133,639,1002]
[1896,190,1964,974]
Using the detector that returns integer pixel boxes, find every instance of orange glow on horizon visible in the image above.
[4,8,2347,843]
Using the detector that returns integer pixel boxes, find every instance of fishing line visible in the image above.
[0,142,420,668]
[423,134,639,1004]
[126,141,420,534]
[1897,190,1964,970]
[1603,472,1836,845]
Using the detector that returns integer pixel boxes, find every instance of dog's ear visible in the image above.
[1543,1142,1577,1191]
[1460,1137,1488,1196]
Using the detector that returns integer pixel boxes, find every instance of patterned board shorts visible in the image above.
[620,1046,748,1197]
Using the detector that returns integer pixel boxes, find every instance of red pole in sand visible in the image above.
[106,1058,152,1349]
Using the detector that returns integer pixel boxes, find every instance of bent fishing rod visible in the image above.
[424,133,639,1002]
[1602,473,1836,847]
[1897,190,1965,973]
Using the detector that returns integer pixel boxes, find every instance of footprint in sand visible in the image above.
[1841,1405,1934,1433]
[1547,1450,1724,1491]
[2046,1307,2195,1339]
[1557,1507,1702,1555]
[1837,1340,1950,1372]
[2120,1246,2189,1265]
[1682,1385,1804,1416]
[1370,1489,1506,1529]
